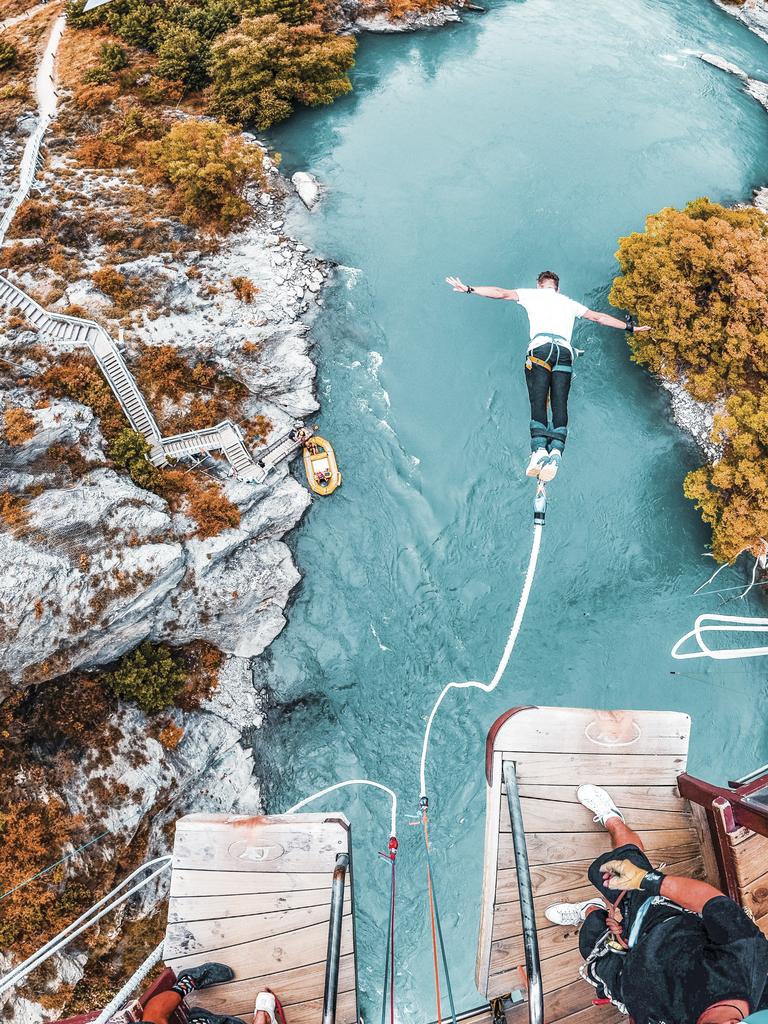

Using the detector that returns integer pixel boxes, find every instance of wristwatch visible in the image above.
[466,286,474,294]
[624,314,635,334]
[639,870,665,896]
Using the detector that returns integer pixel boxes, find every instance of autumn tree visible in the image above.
[612,197,768,562]
[156,26,209,89]
[610,197,768,402]
[208,15,355,129]
[138,119,264,227]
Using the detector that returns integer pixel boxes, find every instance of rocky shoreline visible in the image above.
[0,0,472,1016]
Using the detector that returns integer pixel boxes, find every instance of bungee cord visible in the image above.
[419,488,546,801]
[287,778,398,839]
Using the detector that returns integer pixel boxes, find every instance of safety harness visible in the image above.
[525,333,575,374]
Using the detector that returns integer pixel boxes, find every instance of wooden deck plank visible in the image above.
[730,830,768,888]
[490,946,585,994]
[518,783,687,812]
[550,1001,624,1024]
[165,905,352,958]
[169,888,350,923]
[209,988,358,1024]
[172,823,348,874]
[165,916,354,978]
[513,753,687,787]
[492,707,690,756]
[186,956,356,1016]
[528,823,700,864]
[502,797,693,834]
[170,870,333,898]
[738,867,768,920]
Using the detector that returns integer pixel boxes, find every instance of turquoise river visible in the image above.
[258,0,768,1017]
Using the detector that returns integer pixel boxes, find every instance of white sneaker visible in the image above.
[538,450,561,482]
[254,991,276,1023]
[526,448,549,477]
[545,898,606,926]
[577,784,625,826]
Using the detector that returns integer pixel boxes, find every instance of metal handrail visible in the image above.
[503,760,543,1024]
[322,852,349,1024]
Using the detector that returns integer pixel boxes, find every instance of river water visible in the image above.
[259,0,768,1017]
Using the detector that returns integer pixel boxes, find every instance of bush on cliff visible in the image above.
[611,197,768,563]
[102,640,187,712]
[138,119,264,227]
[108,428,163,492]
[208,15,355,128]
[0,40,18,72]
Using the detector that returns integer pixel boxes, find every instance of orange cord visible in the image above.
[423,813,443,1024]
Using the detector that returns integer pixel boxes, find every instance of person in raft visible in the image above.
[139,961,283,1024]
[445,271,649,481]
[545,785,768,1024]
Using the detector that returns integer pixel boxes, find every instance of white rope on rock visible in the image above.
[93,940,165,1024]
[0,857,172,997]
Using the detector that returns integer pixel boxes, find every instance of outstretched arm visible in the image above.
[582,308,651,332]
[446,276,518,301]
[601,859,724,913]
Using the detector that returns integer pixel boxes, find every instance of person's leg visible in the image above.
[142,991,182,1024]
[525,351,552,473]
[547,359,572,454]
[605,815,645,853]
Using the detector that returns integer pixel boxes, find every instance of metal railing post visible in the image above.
[503,760,543,1024]
[322,852,349,1024]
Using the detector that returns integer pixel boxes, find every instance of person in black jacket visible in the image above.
[545,784,768,1024]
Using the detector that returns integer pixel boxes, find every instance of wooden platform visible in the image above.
[163,814,358,1024]
[476,707,719,1024]
[726,825,768,936]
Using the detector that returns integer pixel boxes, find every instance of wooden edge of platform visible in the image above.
[486,706,537,784]
[173,812,351,830]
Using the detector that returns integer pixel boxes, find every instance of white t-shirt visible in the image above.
[516,288,588,351]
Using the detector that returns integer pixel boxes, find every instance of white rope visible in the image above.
[93,939,165,1024]
[0,857,171,997]
[287,780,398,838]
[419,518,544,800]
[671,614,768,660]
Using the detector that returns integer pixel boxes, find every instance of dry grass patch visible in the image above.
[3,406,36,443]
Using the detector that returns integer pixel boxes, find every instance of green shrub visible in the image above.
[156,26,209,89]
[83,65,115,86]
[239,0,314,26]
[102,641,187,713]
[101,42,129,71]
[208,15,355,128]
[0,40,18,72]
[138,119,265,227]
[108,428,163,492]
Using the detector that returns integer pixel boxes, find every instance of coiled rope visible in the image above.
[672,614,768,660]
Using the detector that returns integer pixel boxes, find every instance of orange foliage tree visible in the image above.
[3,407,36,444]
[611,197,768,562]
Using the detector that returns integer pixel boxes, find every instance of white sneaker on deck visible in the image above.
[254,991,276,1024]
[545,898,606,926]
[526,448,549,477]
[538,450,561,482]
[577,784,625,826]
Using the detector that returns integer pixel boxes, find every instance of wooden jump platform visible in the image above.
[476,706,720,1024]
[163,814,358,1024]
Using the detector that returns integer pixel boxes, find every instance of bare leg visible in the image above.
[605,816,645,852]
[143,991,183,1024]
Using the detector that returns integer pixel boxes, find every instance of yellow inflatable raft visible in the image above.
[302,435,342,495]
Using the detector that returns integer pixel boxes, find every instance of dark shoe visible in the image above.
[177,962,235,990]
[187,1009,241,1024]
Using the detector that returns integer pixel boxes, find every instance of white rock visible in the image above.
[291,171,321,210]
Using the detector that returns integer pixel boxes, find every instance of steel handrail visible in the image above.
[322,852,349,1024]
[503,760,543,1024]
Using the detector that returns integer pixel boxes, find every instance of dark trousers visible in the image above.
[525,340,572,452]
